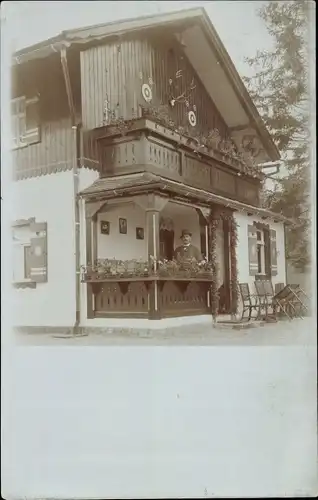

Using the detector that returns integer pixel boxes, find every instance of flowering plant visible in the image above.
[149,256,215,278]
[82,258,150,280]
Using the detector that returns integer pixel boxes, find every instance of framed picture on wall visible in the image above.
[136,227,144,240]
[100,221,110,235]
[119,218,127,234]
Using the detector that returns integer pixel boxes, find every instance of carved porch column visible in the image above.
[85,200,107,318]
[134,194,168,319]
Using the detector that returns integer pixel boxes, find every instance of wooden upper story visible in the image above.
[11,8,279,207]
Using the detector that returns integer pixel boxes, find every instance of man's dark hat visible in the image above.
[180,229,192,238]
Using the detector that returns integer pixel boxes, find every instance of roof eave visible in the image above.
[12,8,202,66]
[79,174,291,224]
[198,12,280,161]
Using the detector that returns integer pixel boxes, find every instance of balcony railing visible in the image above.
[82,258,216,282]
[83,258,215,318]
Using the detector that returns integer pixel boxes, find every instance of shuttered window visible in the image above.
[24,245,32,279]
[248,224,278,277]
[270,229,278,276]
[11,96,41,149]
[29,221,48,283]
[248,225,258,276]
[12,220,48,285]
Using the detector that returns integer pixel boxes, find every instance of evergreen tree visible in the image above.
[243,0,312,271]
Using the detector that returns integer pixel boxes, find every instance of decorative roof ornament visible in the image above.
[188,110,197,127]
[141,83,152,103]
[242,134,261,157]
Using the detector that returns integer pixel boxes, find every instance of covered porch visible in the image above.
[80,173,238,320]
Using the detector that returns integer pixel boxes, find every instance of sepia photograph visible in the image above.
[1,1,316,499]
[5,0,313,344]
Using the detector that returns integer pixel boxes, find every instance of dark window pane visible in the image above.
[257,245,262,273]
[24,246,32,279]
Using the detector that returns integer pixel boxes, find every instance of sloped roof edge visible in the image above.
[12,7,279,161]
[13,8,203,61]
[79,172,290,224]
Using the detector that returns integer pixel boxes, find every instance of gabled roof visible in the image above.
[12,7,280,162]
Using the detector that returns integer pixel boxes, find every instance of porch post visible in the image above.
[223,217,231,314]
[134,194,168,319]
[84,200,107,319]
[85,209,94,319]
[197,207,211,308]
[208,207,220,321]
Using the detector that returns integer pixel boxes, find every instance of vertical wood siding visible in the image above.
[80,35,230,139]
[13,118,74,179]
[12,54,78,180]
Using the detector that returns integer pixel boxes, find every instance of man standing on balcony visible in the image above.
[174,229,202,262]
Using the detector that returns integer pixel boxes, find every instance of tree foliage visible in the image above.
[243,0,312,270]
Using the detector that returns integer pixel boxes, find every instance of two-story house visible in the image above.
[11,8,289,335]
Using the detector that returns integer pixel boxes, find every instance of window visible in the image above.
[24,245,32,279]
[12,219,48,286]
[256,229,265,274]
[12,225,33,283]
[248,224,275,277]
[11,96,40,149]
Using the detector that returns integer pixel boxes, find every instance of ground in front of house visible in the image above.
[14,317,316,346]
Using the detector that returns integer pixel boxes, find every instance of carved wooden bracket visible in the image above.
[134,193,168,212]
[91,282,103,295]
[85,200,108,219]
[175,281,190,294]
[118,281,130,295]
[196,207,211,221]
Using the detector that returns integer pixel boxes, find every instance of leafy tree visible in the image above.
[243,0,312,271]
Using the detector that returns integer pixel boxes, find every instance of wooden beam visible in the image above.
[146,209,161,319]
[229,123,252,133]
[61,47,76,125]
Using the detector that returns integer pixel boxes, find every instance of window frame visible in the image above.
[11,95,40,150]
[12,219,36,288]
[11,96,27,149]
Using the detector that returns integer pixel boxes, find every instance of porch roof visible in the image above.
[79,172,292,225]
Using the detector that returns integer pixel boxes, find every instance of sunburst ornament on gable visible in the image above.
[141,83,153,103]
[188,110,197,127]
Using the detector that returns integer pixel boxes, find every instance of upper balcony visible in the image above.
[81,112,263,207]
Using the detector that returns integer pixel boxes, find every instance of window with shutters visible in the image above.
[11,96,41,149]
[248,223,277,278]
[12,219,48,287]
[256,229,266,274]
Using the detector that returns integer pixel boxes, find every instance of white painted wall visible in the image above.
[234,211,286,292]
[12,171,76,327]
[97,202,148,260]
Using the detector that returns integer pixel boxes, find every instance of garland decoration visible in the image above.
[228,213,239,316]
[82,257,216,281]
[208,211,220,321]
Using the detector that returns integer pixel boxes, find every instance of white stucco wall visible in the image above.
[234,211,286,291]
[97,202,148,260]
[12,171,76,327]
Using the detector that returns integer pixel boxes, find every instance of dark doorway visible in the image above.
[159,229,175,260]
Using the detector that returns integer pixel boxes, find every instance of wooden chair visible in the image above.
[285,284,309,319]
[239,283,259,321]
[262,280,277,319]
[273,284,308,320]
[254,280,268,320]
